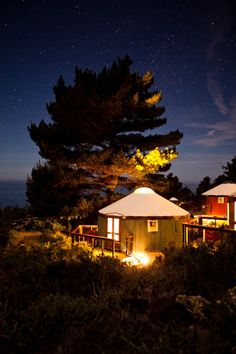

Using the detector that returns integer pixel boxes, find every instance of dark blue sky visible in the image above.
[0,0,235,186]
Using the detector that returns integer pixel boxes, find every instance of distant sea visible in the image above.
[0,180,198,209]
[0,181,27,208]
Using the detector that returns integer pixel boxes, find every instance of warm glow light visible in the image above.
[122,251,150,266]
[202,218,227,227]
[114,218,119,233]
[132,147,178,174]
[107,217,120,240]
[145,92,162,105]
[135,251,150,265]
[107,218,113,232]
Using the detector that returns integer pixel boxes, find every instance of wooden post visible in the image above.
[102,240,104,255]
[185,225,189,245]
[112,239,115,257]
[182,224,185,246]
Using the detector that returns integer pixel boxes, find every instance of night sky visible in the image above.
[1,0,236,187]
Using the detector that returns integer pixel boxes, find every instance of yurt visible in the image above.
[98,187,190,252]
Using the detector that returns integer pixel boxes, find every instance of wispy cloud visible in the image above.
[207,72,229,116]
[174,152,232,166]
[207,30,225,62]
[195,3,236,148]
[186,116,236,147]
[203,76,234,147]
[229,96,236,123]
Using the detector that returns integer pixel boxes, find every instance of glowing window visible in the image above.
[147,220,158,232]
[218,197,224,204]
[107,218,113,233]
[107,217,120,241]
[114,218,119,233]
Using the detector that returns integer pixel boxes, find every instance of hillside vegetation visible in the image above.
[0,225,236,354]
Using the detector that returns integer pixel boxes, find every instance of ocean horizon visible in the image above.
[0,180,27,208]
[0,180,198,209]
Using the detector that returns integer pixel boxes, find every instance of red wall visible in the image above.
[206,196,228,217]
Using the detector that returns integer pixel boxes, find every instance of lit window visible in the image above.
[147,220,158,232]
[107,217,120,241]
[218,197,224,204]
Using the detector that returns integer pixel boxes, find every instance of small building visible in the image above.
[170,197,179,203]
[98,187,190,252]
[201,183,236,229]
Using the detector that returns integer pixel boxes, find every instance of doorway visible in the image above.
[107,217,120,241]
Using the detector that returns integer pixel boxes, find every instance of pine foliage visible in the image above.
[27,56,183,214]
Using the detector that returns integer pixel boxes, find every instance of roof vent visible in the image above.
[134,187,154,194]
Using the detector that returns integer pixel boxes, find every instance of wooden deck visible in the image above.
[71,225,131,257]
[71,225,164,264]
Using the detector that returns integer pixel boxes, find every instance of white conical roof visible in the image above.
[99,187,189,217]
[202,183,236,196]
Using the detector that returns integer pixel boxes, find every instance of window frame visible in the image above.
[147,219,158,232]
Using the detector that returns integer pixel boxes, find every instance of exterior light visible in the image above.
[122,251,150,266]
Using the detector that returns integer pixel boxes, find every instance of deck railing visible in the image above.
[182,222,236,246]
[71,230,135,257]
[71,223,136,257]
[71,230,116,256]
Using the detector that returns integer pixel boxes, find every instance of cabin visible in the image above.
[201,183,236,229]
[97,187,190,253]
[182,183,236,247]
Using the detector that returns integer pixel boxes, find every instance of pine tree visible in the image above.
[212,156,236,186]
[196,176,212,196]
[28,56,183,214]
[221,156,236,183]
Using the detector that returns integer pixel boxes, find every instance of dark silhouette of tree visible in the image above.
[212,174,227,187]
[195,176,212,206]
[26,163,80,216]
[212,156,236,186]
[28,56,183,215]
[196,176,212,196]
[221,156,236,183]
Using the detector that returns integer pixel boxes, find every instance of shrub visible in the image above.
[0,242,236,353]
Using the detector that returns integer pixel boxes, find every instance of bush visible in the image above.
[161,244,236,299]
[0,242,236,353]
[15,294,99,353]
